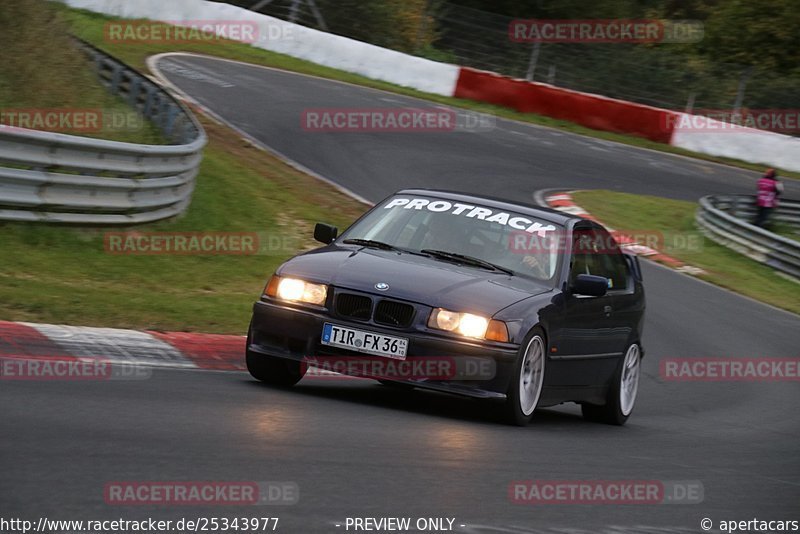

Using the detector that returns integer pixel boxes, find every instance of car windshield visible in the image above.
[339,194,564,285]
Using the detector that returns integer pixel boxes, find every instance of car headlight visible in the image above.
[428,308,509,342]
[264,275,327,306]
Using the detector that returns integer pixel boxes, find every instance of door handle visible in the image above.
[603,305,613,315]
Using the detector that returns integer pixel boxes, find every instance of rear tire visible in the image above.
[582,343,641,425]
[503,328,546,426]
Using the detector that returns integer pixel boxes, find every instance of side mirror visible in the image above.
[572,274,608,297]
[314,223,338,244]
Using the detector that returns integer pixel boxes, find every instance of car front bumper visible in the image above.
[248,299,520,399]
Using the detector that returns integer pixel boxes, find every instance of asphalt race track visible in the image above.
[155,54,800,204]
[2,54,799,534]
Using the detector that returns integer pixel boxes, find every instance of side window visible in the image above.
[569,228,600,283]
[569,227,630,291]
[597,252,629,290]
[593,228,630,291]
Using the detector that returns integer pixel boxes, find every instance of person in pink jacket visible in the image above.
[754,168,784,227]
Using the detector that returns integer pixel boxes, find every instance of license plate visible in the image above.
[321,323,408,360]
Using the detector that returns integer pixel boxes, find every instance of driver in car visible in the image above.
[425,216,553,280]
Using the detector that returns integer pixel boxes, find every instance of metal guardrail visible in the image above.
[696,195,800,280]
[0,39,207,225]
[721,195,800,228]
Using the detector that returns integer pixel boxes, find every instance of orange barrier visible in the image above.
[454,67,678,143]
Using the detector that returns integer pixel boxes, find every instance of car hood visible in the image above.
[277,246,551,316]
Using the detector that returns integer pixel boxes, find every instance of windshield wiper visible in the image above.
[421,249,514,275]
[341,238,399,251]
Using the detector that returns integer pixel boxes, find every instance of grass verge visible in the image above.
[570,190,800,315]
[0,1,162,143]
[58,5,799,180]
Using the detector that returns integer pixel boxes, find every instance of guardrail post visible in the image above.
[110,64,123,93]
[157,98,170,130]
[732,196,743,219]
[128,76,141,109]
[143,85,157,118]
[164,104,179,138]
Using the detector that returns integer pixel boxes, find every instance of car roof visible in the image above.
[395,188,580,226]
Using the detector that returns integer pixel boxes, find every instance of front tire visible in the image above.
[503,328,546,426]
[582,343,641,425]
[246,348,305,386]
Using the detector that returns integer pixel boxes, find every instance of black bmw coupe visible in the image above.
[246,189,645,425]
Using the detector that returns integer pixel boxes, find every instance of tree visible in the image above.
[697,0,800,72]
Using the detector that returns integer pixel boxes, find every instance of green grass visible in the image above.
[0,1,162,143]
[57,5,800,180]
[571,190,800,315]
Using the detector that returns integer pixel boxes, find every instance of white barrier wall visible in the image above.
[63,0,461,96]
[670,114,800,173]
